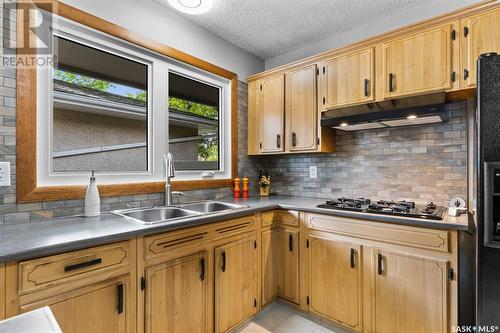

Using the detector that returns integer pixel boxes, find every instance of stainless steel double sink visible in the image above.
[112,201,248,225]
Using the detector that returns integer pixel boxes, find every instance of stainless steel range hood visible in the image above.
[321,92,447,131]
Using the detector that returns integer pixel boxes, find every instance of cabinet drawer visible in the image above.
[18,241,130,294]
[308,213,450,253]
[261,210,299,227]
[145,226,210,259]
[214,215,255,238]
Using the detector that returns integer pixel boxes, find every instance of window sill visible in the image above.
[17,179,233,203]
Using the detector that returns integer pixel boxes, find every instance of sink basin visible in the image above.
[113,206,200,225]
[112,201,248,225]
[181,201,248,213]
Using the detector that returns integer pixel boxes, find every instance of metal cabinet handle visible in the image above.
[289,234,293,252]
[117,284,124,314]
[64,258,102,272]
[292,132,297,147]
[350,248,356,268]
[377,253,383,275]
[364,79,369,97]
[276,134,281,148]
[200,258,205,281]
[221,251,226,272]
[388,73,394,92]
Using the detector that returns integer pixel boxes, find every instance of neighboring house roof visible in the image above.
[53,80,218,128]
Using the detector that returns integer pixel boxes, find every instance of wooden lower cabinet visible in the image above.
[309,235,362,331]
[277,228,300,303]
[372,248,449,333]
[145,252,208,333]
[21,275,133,333]
[261,229,278,305]
[215,236,258,333]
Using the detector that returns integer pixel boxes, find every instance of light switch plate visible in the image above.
[309,165,317,179]
[0,162,11,186]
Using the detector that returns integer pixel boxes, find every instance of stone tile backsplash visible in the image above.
[0,2,467,223]
[251,101,468,206]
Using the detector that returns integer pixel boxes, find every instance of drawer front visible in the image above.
[261,210,299,227]
[213,215,255,238]
[19,241,130,294]
[145,226,210,260]
[308,213,450,253]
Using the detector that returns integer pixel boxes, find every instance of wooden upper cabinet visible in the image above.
[215,236,257,333]
[145,252,208,333]
[321,47,375,110]
[461,7,500,87]
[310,236,362,332]
[247,80,261,155]
[383,23,454,99]
[372,249,449,333]
[286,64,318,152]
[260,74,285,153]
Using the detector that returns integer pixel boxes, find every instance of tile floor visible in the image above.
[231,302,353,333]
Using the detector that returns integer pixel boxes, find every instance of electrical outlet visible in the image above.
[0,162,10,186]
[309,165,317,179]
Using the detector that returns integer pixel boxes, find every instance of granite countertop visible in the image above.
[0,195,472,263]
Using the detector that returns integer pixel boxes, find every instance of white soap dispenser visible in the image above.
[84,171,100,217]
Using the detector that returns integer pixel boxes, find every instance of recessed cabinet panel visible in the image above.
[321,48,375,110]
[260,75,285,153]
[215,237,257,333]
[383,24,453,98]
[372,249,449,333]
[286,65,318,152]
[310,236,362,331]
[461,8,500,87]
[145,252,208,333]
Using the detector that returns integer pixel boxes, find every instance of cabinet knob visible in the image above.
[364,79,369,97]
[276,134,281,148]
[292,132,297,147]
[377,253,384,275]
[350,248,356,268]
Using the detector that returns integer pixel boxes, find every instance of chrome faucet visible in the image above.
[164,153,182,206]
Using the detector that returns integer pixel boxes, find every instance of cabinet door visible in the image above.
[310,236,362,331]
[462,8,500,87]
[383,24,453,98]
[372,249,449,333]
[286,64,318,152]
[321,48,374,110]
[277,228,300,303]
[215,236,257,333]
[21,276,132,333]
[145,252,208,333]
[247,80,261,155]
[261,229,278,305]
[260,74,285,153]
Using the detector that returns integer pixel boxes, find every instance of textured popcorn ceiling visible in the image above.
[153,0,435,59]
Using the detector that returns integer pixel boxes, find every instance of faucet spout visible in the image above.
[164,153,175,206]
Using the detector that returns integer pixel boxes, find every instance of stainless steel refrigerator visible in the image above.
[476,52,500,325]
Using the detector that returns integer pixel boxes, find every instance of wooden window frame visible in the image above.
[16,0,238,203]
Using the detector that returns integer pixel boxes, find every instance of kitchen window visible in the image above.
[35,16,232,187]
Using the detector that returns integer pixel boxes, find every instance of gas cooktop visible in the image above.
[316,198,447,220]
